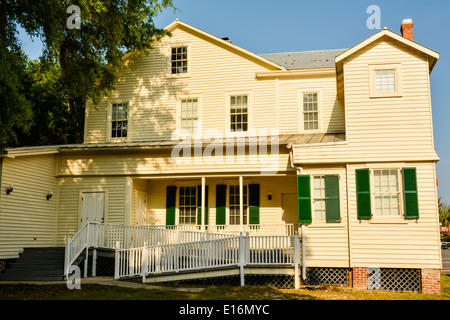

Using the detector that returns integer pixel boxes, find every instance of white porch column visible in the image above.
[201,177,206,231]
[239,176,243,230]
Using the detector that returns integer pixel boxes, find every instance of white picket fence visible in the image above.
[64,222,302,286]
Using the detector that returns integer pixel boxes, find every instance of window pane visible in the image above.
[303,93,318,130]
[111,103,128,138]
[179,186,197,225]
[180,99,198,135]
[375,69,396,93]
[312,176,326,221]
[230,95,248,132]
[171,46,188,74]
[229,185,248,225]
[373,169,400,216]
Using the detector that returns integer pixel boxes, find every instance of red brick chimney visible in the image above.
[400,19,414,41]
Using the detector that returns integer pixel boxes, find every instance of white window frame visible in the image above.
[107,101,130,142]
[370,168,405,219]
[303,170,345,228]
[177,185,198,225]
[226,92,251,136]
[168,43,190,77]
[228,184,248,225]
[369,63,402,98]
[176,96,202,138]
[311,175,327,222]
[299,90,322,133]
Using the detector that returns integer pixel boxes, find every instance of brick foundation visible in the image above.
[421,268,441,294]
[352,267,368,290]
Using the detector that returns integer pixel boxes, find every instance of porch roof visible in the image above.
[2,133,347,156]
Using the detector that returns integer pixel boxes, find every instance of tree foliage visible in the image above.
[439,198,450,228]
[0,0,174,149]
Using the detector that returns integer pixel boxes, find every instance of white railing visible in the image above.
[114,233,301,287]
[116,236,242,279]
[64,222,299,280]
[64,220,89,278]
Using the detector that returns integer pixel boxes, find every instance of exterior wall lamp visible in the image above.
[47,191,53,200]
[267,192,272,200]
[6,185,14,194]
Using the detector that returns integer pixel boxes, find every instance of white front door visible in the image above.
[81,192,105,223]
[281,193,298,224]
[136,191,147,226]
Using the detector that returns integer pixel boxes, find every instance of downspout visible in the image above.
[287,143,306,280]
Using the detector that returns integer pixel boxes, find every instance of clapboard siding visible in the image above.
[300,165,350,267]
[293,37,437,164]
[0,155,58,259]
[278,74,345,134]
[84,25,344,144]
[56,176,127,246]
[58,149,291,176]
[347,162,441,268]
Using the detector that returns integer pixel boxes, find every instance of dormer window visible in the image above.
[171,46,188,74]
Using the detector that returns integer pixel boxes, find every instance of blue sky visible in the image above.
[18,0,450,203]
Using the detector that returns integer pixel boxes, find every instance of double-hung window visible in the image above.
[303,93,319,131]
[178,186,197,225]
[111,103,128,139]
[372,169,401,217]
[312,176,327,221]
[230,95,248,132]
[180,99,198,135]
[355,167,419,220]
[171,46,188,74]
[297,174,341,224]
[229,185,248,225]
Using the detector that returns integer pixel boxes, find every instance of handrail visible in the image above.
[64,222,299,280]
[114,232,302,288]
[64,220,90,278]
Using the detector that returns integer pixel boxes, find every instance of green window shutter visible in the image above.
[197,185,209,225]
[297,175,312,224]
[325,175,341,223]
[356,169,371,220]
[165,186,177,226]
[215,184,227,225]
[248,184,260,225]
[403,167,419,219]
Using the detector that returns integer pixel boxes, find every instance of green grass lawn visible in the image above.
[0,274,448,300]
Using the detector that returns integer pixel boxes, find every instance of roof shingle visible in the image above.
[259,49,347,70]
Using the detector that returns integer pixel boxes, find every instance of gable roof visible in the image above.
[165,20,286,71]
[260,49,347,70]
[335,28,439,72]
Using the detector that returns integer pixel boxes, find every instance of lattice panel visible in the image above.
[367,268,421,293]
[165,275,241,287]
[306,267,350,286]
[245,275,295,289]
[164,275,295,288]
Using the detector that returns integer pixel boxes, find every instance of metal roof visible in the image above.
[2,133,347,156]
[259,49,348,70]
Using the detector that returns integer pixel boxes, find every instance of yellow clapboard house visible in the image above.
[0,19,442,293]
